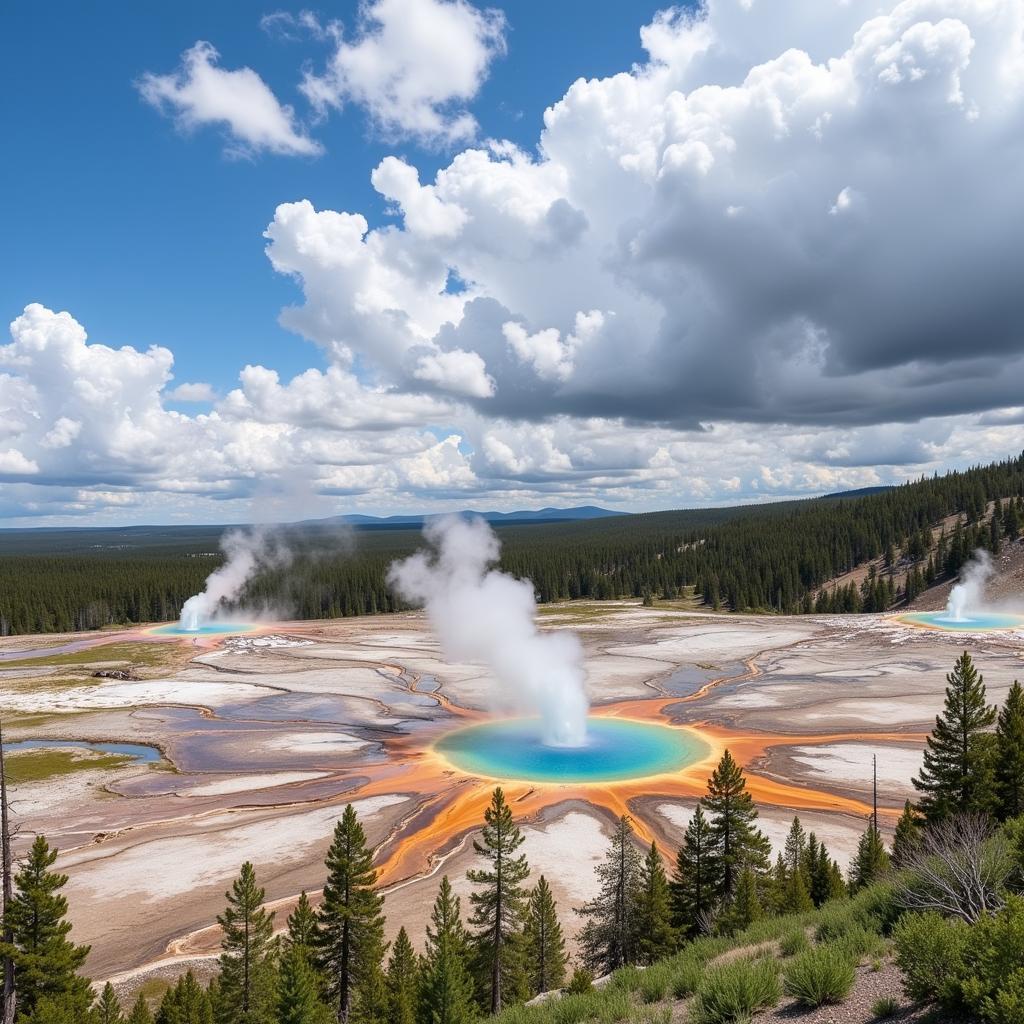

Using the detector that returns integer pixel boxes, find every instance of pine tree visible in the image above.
[702,751,770,898]
[127,993,154,1024]
[315,806,386,1024]
[276,944,329,1024]
[349,968,386,1024]
[383,928,417,1024]
[913,652,998,821]
[577,816,642,975]
[669,806,719,938]
[996,681,1024,820]
[217,862,277,1024]
[156,973,214,1024]
[848,821,890,892]
[521,877,566,996]
[721,866,762,932]
[466,788,530,1014]
[3,836,91,1019]
[419,878,476,1024]
[890,802,921,868]
[634,843,676,964]
[96,983,124,1024]
[286,894,318,952]
[780,818,813,913]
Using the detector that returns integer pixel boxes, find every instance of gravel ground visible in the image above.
[753,961,931,1024]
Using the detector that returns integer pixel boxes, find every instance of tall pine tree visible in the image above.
[702,751,770,898]
[419,878,476,1024]
[3,836,91,1020]
[996,680,1024,820]
[913,651,997,821]
[890,802,921,868]
[217,862,277,1024]
[315,806,386,1024]
[577,816,642,975]
[848,820,890,892]
[634,843,676,964]
[466,788,529,1014]
[521,877,566,997]
[383,928,417,1024]
[276,945,330,1024]
[669,806,719,938]
[286,894,318,952]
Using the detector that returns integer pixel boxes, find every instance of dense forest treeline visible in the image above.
[1,453,1023,635]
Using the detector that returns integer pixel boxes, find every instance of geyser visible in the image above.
[899,549,1024,631]
[388,516,589,747]
[435,718,709,784]
[178,527,290,632]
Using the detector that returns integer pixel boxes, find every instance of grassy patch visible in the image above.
[2,641,180,670]
[689,958,782,1024]
[783,945,857,1007]
[6,748,134,784]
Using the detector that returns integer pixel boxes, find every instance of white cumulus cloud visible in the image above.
[138,41,322,157]
[300,0,506,144]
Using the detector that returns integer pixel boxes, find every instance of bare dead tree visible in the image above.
[0,720,15,1024]
[895,813,1012,924]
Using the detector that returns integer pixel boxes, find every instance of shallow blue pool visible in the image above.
[6,739,162,763]
[151,622,257,637]
[434,717,708,784]
[899,611,1024,632]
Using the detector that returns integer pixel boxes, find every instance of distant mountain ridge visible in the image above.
[313,505,624,528]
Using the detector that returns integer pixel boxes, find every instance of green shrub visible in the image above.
[891,910,969,1008]
[592,990,631,1024]
[565,968,594,995]
[958,894,1024,1024]
[779,929,810,957]
[831,923,886,961]
[671,959,704,999]
[609,966,644,993]
[627,1008,671,1024]
[870,996,900,1019]
[637,963,673,1003]
[689,958,781,1024]
[686,937,732,964]
[783,945,856,1007]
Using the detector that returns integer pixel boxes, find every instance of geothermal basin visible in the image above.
[897,611,1024,632]
[433,717,709,784]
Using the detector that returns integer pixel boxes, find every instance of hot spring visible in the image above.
[897,611,1024,632]
[434,717,709,784]
[151,622,259,637]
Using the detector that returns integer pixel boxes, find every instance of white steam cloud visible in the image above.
[945,548,994,622]
[387,516,589,747]
[179,527,292,630]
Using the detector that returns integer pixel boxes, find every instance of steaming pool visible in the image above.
[150,622,259,637]
[897,611,1024,632]
[434,718,710,784]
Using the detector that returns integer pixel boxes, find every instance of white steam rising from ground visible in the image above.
[945,548,994,622]
[387,516,590,747]
[179,527,293,630]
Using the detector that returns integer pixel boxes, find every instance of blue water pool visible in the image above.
[434,718,709,784]
[151,622,257,637]
[6,739,162,763]
[898,612,1024,632]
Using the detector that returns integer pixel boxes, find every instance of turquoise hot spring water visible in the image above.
[434,717,709,784]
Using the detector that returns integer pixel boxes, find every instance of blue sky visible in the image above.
[1,0,1022,525]
[2,1,664,394]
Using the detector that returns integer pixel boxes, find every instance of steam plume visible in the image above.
[179,527,292,630]
[387,516,589,747]
[945,548,994,622]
